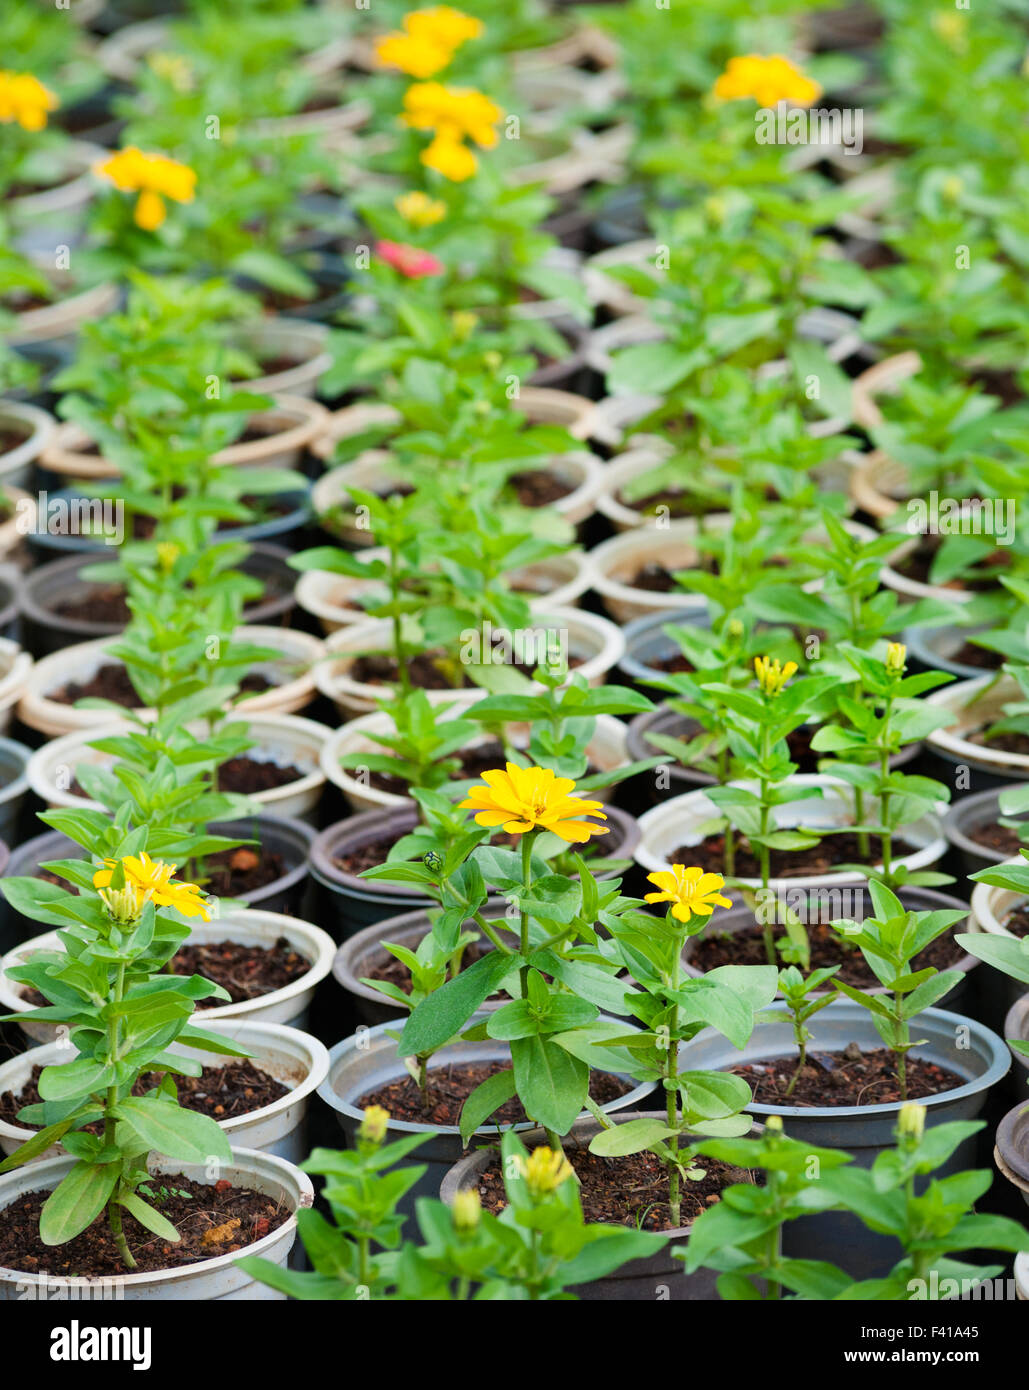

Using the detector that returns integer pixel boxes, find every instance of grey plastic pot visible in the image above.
[311,801,641,941]
[1004,994,1029,1077]
[0,570,19,642]
[332,902,519,1026]
[942,786,1029,879]
[0,736,30,848]
[618,608,710,687]
[995,1099,1029,1210]
[903,623,1000,682]
[0,1147,312,1301]
[681,887,978,1014]
[682,1000,1010,1278]
[440,1114,764,1300]
[317,1016,656,1218]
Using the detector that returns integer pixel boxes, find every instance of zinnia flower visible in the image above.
[375,7,482,77]
[95,146,196,231]
[644,865,732,921]
[518,1146,574,1198]
[375,239,445,278]
[406,7,483,48]
[395,189,447,227]
[93,853,211,920]
[401,82,502,181]
[885,642,906,676]
[0,72,58,131]
[359,1105,390,1145]
[713,54,821,107]
[754,655,797,698]
[459,764,609,842]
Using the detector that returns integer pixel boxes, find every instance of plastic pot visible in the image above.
[635,774,946,891]
[942,787,1029,878]
[0,1147,312,1301]
[7,280,119,349]
[231,317,332,399]
[587,519,720,624]
[925,675,1029,791]
[0,402,55,487]
[681,887,978,1013]
[440,1114,762,1300]
[967,875,1029,1025]
[994,1099,1029,1210]
[0,1019,329,1165]
[0,736,30,849]
[317,1016,656,1217]
[1,908,336,1045]
[618,609,710,687]
[1004,994,1029,1077]
[682,1000,1010,1277]
[26,712,330,823]
[903,622,999,682]
[9,141,103,256]
[0,638,32,737]
[320,709,630,814]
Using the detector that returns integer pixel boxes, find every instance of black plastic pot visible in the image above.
[310,801,642,942]
[903,623,1001,682]
[0,569,20,643]
[20,545,298,654]
[942,786,1029,879]
[0,815,312,952]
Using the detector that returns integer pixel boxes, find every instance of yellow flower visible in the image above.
[754,656,798,698]
[95,146,196,231]
[157,541,180,572]
[395,189,447,227]
[885,642,906,676]
[148,52,194,93]
[644,865,732,921]
[713,54,821,108]
[422,132,478,180]
[518,1146,574,1198]
[452,1188,481,1232]
[897,1102,926,1140]
[458,763,609,843]
[375,7,482,76]
[359,1105,390,1145]
[0,72,59,131]
[93,853,211,921]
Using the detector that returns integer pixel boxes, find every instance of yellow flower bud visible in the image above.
[765,1114,784,1133]
[754,656,798,698]
[157,542,180,573]
[897,1102,925,1140]
[452,1187,481,1233]
[518,1146,575,1198]
[482,350,503,372]
[727,618,744,639]
[885,642,906,676]
[942,174,963,204]
[451,310,478,341]
[359,1104,390,1145]
[99,883,143,924]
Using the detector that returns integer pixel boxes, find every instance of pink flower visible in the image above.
[375,239,445,278]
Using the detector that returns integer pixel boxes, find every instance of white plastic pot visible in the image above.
[0,486,35,559]
[0,638,32,737]
[0,1147,312,1301]
[925,675,1029,779]
[588,516,728,623]
[314,607,625,717]
[320,707,631,813]
[17,628,325,737]
[0,402,55,487]
[0,1020,329,1165]
[10,142,105,255]
[635,774,947,892]
[40,395,328,481]
[6,279,119,348]
[233,318,332,399]
[26,712,330,822]
[1,908,336,1046]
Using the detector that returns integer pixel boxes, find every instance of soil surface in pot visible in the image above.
[730,1045,963,1107]
[357,1060,631,1127]
[0,1059,289,1132]
[1002,906,1029,938]
[649,721,832,775]
[508,470,574,507]
[202,846,288,897]
[167,937,310,1005]
[351,649,581,693]
[0,1176,289,1278]
[687,920,965,987]
[630,562,678,593]
[893,536,1007,591]
[950,641,1002,671]
[52,586,131,626]
[671,830,918,879]
[68,750,296,802]
[52,666,275,708]
[967,822,1024,857]
[616,485,719,519]
[968,729,1029,757]
[477,1144,756,1231]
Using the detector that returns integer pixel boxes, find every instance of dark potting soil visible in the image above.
[951,641,1003,671]
[0,1059,288,1132]
[365,738,508,796]
[651,720,824,774]
[166,937,310,1005]
[968,822,1025,857]
[353,649,472,691]
[616,486,716,519]
[477,1143,756,1232]
[894,537,1007,592]
[1002,905,1029,939]
[216,756,305,794]
[202,847,287,896]
[52,586,132,627]
[630,562,677,592]
[364,939,495,995]
[672,830,916,879]
[357,1060,631,1128]
[687,920,965,987]
[0,428,30,455]
[731,1045,964,1107]
[509,470,574,507]
[969,729,1029,757]
[51,663,139,707]
[0,1175,289,1278]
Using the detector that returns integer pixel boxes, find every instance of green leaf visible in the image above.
[116,1097,232,1164]
[40,1161,120,1245]
[117,1190,181,1242]
[588,1118,677,1157]
[398,950,519,1057]
[459,1068,517,1145]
